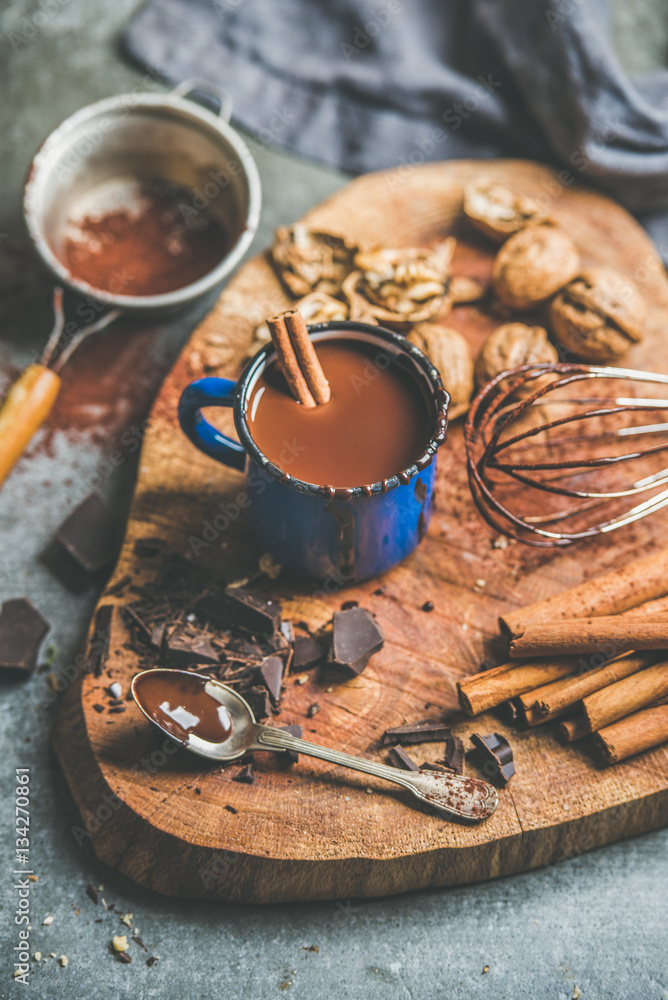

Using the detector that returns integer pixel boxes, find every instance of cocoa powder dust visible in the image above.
[60,176,232,296]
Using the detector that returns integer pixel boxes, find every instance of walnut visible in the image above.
[270,224,356,297]
[344,239,456,328]
[549,267,645,362]
[449,275,486,305]
[475,323,558,390]
[492,224,580,311]
[463,180,545,243]
[408,323,474,419]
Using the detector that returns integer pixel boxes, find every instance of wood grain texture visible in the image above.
[53,160,668,903]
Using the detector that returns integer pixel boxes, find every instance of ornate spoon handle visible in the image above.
[253,726,498,822]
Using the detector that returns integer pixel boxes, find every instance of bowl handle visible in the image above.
[170,79,233,122]
[178,377,246,471]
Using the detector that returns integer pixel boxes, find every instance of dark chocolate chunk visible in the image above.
[109,706,126,714]
[493,698,523,726]
[329,607,384,676]
[469,732,515,787]
[224,804,238,814]
[420,761,451,772]
[199,587,281,636]
[85,604,114,676]
[382,721,451,746]
[306,702,321,718]
[443,734,465,775]
[163,626,221,668]
[278,723,303,764]
[292,635,326,671]
[92,704,105,713]
[387,746,419,771]
[243,686,272,720]
[232,764,255,784]
[118,952,132,964]
[259,655,284,705]
[0,598,49,676]
[55,492,119,573]
[85,883,99,905]
[147,956,157,967]
[132,935,148,952]
[421,601,434,612]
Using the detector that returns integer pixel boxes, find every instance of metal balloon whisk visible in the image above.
[465,362,668,546]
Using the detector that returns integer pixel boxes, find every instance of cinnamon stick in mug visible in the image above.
[499,548,668,638]
[508,619,668,658]
[581,659,668,732]
[594,703,668,764]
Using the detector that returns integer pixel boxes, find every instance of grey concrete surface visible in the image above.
[0,2,667,998]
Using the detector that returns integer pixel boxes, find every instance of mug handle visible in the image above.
[178,378,246,471]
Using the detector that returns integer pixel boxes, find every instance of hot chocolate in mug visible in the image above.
[178,322,449,582]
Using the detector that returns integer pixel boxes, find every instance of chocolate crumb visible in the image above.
[307,702,321,718]
[92,704,105,714]
[132,936,148,952]
[146,956,157,967]
[421,601,434,612]
[372,586,386,596]
[233,764,255,784]
[194,788,202,795]
[108,706,126,714]
[85,883,99,905]
[340,600,359,610]
[224,804,238,814]
[117,952,132,964]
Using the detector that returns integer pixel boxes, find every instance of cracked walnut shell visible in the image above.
[492,224,581,311]
[408,323,474,419]
[463,180,545,244]
[549,267,645,362]
[475,323,559,393]
[270,224,356,297]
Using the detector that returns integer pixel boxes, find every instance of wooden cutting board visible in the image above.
[53,160,668,903]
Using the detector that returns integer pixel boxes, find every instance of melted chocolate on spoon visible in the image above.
[133,671,233,744]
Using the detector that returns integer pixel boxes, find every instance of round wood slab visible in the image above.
[54,160,668,903]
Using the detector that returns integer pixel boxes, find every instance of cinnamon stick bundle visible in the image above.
[499,547,668,638]
[594,704,668,764]
[457,657,575,716]
[508,618,668,658]
[534,652,658,721]
[581,659,668,732]
[267,310,330,408]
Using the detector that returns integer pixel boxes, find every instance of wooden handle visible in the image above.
[0,364,61,487]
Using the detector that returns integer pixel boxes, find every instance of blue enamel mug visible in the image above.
[178,322,449,582]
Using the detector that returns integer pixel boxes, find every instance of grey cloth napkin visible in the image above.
[124,0,668,259]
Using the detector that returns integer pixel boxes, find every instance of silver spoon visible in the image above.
[131,669,498,823]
